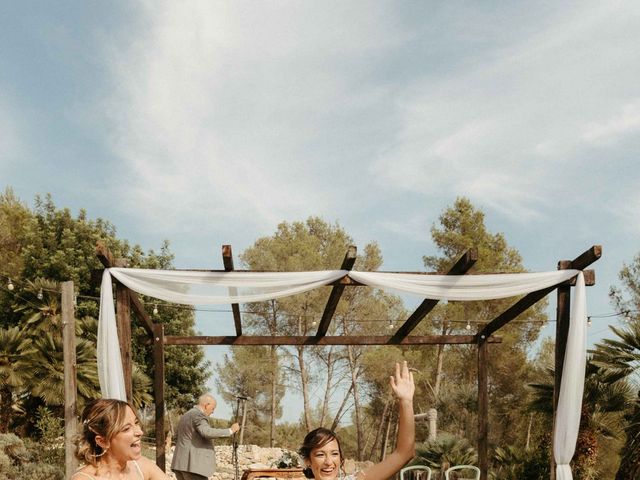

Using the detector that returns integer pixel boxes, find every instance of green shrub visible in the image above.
[0,450,13,475]
[17,462,64,480]
[0,433,28,465]
[32,406,64,466]
[0,432,65,479]
[414,433,477,471]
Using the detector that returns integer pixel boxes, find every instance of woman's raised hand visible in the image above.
[389,360,415,401]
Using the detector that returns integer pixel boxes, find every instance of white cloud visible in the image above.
[582,100,640,145]
[0,94,26,171]
[99,0,409,236]
[613,190,640,234]
[370,1,640,221]
[90,0,640,251]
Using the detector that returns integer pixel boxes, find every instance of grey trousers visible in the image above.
[173,470,209,480]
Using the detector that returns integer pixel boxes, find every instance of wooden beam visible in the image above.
[316,246,357,337]
[476,246,601,340]
[96,241,115,268]
[115,284,132,403]
[391,249,478,342]
[163,334,502,346]
[62,281,78,478]
[569,245,602,270]
[222,245,243,336]
[152,324,166,471]
[129,291,155,336]
[476,287,556,340]
[478,338,489,480]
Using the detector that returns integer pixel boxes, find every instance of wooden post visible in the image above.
[115,281,133,403]
[62,281,78,479]
[477,336,488,480]
[551,260,572,479]
[153,323,166,471]
[381,405,393,461]
[240,399,248,445]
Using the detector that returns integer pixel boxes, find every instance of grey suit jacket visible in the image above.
[171,407,232,477]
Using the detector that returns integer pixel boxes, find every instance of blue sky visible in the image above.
[2,1,639,421]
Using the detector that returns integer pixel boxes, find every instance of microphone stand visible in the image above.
[233,397,240,480]
[232,395,250,480]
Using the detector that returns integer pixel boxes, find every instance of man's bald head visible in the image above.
[198,394,217,416]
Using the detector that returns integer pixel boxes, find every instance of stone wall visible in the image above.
[165,444,373,480]
[166,444,299,480]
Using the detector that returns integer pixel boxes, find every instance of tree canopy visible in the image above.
[0,188,210,434]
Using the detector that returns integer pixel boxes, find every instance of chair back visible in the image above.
[400,465,432,480]
[444,465,480,480]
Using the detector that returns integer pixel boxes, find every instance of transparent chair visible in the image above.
[400,465,432,480]
[444,465,480,480]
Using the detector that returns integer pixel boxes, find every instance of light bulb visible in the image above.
[466,321,471,330]
[311,319,317,327]
[153,305,158,315]
[388,320,394,329]
[37,288,43,300]
[7,278,14,291]
[587,317,592,327]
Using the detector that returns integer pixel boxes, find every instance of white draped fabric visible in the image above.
[554,272,586,480]
[348,270,578,300]
[98,268,586,479]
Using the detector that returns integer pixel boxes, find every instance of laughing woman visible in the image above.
[299,361,415,480]
[72,399,168,480]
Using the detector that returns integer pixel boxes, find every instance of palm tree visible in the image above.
[0,327,36,432]
[414,433,477,478]
[529,359,632,479]
[591,320,640,479]
[28,332,100,405]
[14,278,153,413]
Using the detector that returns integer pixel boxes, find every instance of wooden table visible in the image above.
[241,468,305,480]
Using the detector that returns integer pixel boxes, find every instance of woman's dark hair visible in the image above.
[298,427,344,479]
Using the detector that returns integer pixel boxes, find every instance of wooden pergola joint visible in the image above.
[222,244,243,336]
[96,241,115,268]
[477,245,602,341]
[390,248,478,342]
[316,246,357,337]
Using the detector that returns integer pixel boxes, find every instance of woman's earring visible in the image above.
[93,446,109,458]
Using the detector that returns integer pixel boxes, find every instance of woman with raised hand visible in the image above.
[72,398,168,480]
[299,361,415,480]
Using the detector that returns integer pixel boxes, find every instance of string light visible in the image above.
[388,319,395,329]
[466,320,471,331]
[153,304,158,315]
[37,288,43,300]
[7,278,14,291]
[311,319,317,327]
[587,316,592,327]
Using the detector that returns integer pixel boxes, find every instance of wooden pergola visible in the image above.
[93,242,601,480]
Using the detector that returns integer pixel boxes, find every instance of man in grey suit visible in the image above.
[171,394,240,480]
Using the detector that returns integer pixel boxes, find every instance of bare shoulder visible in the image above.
[136,456,169,479]
[346,472,366,480]
[71,466,96,480]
